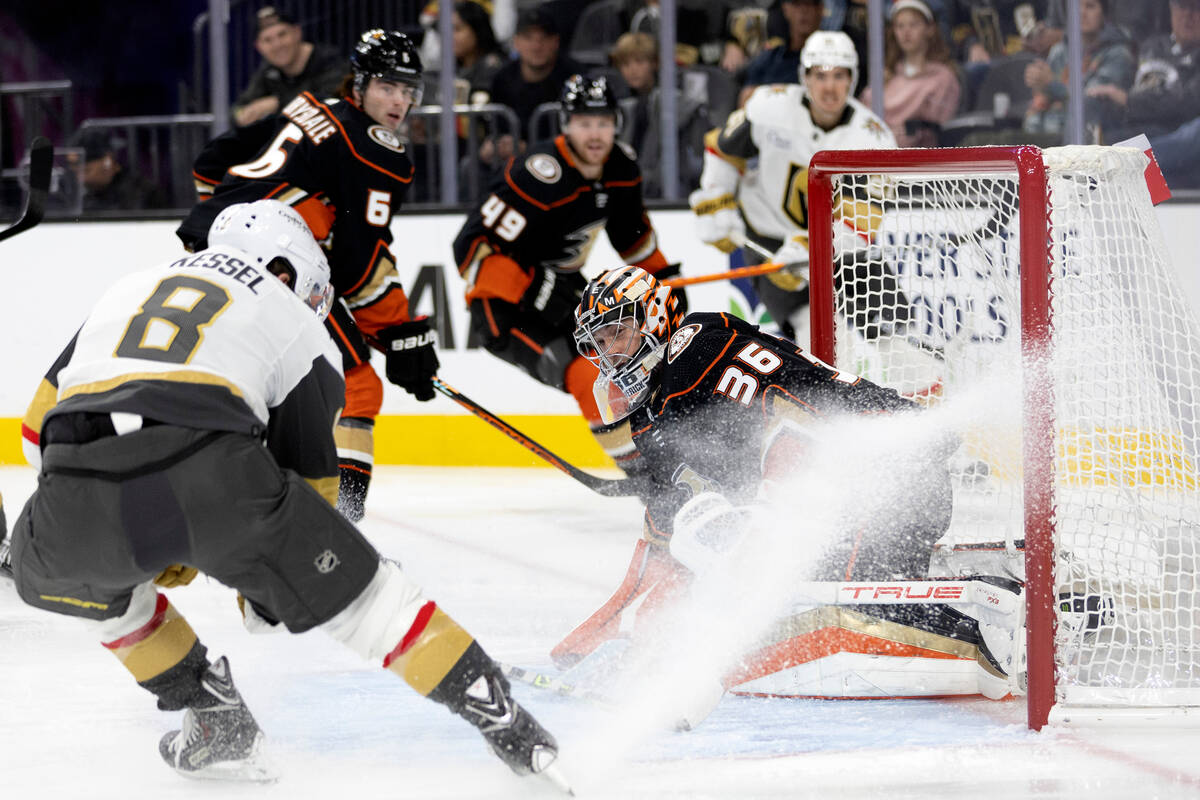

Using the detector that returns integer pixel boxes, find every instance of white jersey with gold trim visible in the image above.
[52,246,342,433]
[701,84,896,242]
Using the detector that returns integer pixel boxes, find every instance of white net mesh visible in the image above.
[816,146,1200,710]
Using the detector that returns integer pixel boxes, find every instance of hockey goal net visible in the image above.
[807,146,1200,729]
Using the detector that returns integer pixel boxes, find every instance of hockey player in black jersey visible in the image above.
[552,265,1024,715]
[452,74,683,474]
[177,29,438,522]
[10,201,566,788]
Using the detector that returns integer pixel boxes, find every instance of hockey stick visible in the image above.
[658,236,805,290]
[0,137,52,244]
[431,377,639,497]
[498,662,612,705]
[660,260,786,289]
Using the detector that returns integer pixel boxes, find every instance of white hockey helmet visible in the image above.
[799,31,859,94]
[208,200,334,320]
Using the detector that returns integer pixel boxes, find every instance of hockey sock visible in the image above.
[138,641,214,711]
[98,587,207,710]
[335,416,374,521]
[382,601,475,696]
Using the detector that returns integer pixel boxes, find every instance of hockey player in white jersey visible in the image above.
[689,31,896,341]
[9,200,567,790]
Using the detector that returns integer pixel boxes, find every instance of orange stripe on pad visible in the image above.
[726,627,966,688]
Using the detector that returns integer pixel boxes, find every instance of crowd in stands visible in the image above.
[6,0,1200,215]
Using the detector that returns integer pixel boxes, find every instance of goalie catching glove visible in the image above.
[378,317,439,401]
[688,187,744,254]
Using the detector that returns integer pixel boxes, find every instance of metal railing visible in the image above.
[405,103,521,207]
[189,0,424,127]
[77,115,216,209]
[1,80,74,170]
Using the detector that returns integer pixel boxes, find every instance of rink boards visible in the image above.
[1,204,1198,466]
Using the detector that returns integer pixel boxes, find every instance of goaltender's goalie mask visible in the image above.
[574,266,685,423]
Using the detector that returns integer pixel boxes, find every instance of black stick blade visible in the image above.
[0,136,53,243]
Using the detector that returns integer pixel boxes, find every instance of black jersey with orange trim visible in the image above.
[453,136,663,285]
[627,312,919,541]
[176,92,415,337]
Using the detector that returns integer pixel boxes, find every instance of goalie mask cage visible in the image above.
[808,146,1200,730]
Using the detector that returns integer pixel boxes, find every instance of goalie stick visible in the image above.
[0,137,52,244]
[431,377,638,497]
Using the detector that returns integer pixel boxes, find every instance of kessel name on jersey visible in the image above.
[368,124,405,153]
[526,154,562,184]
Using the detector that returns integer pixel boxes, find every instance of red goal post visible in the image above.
[807,146,1200,730]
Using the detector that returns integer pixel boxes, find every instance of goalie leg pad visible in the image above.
[551,537,688,669]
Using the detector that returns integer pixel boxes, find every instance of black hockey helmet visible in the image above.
[351,29,424,102]
[557,74,623,133]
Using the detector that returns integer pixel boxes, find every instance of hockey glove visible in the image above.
[766,233,810,292]
[688,186,745,254]
[153,564,199,588]
[469,296,520,353]
[523,267,583,328]
[379,318,439,401]
[669,492,753,576]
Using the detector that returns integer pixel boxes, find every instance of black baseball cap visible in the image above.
[516,7,558,36]
[69,128,116,162]
[256,6,298,32]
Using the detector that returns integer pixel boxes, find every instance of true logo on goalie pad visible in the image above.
[667,323,701,364]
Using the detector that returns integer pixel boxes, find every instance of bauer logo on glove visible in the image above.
[379,317,440,401]
[387,328,437,351]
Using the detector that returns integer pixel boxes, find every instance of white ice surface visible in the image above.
[3,464,1200,799]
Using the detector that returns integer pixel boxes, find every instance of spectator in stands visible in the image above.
[1150,113,1200,188]
[610,32,709,195]
[1101,0,1200,140]
[951,0,1050,102]
[739,0,825,106]
[1043,0,1171,48]
[68,128,167,213]
[860,0,962,146]
[232,6,346,127]
[952,0,1049,62]
[619,0,746,69]
[1022,0,1134,142]
[418,0,517,76]
[453,0,506,100]
[487,6,585,144]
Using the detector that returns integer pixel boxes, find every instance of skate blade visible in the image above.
[174,734,278,783]
[537,762,575,796]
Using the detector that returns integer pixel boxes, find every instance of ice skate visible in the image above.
[0,535,12,580]
[158,656,276,782]
[462,670,572,794]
